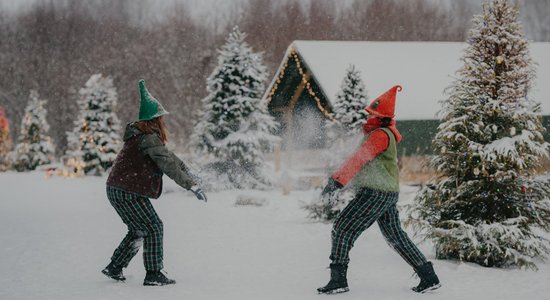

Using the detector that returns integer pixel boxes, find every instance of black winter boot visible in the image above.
[412,262,441,293]
[101,262,126,281]
[143,270,176,286]
[317,264,349,294]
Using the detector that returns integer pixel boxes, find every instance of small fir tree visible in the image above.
[65,74,121,176]
[191,27,279,189]
[12,90,55,171]
[0,106,13,171]
[332,65,369,133]
[407,0,550,269]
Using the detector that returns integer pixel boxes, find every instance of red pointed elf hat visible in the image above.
[365,85,402,118]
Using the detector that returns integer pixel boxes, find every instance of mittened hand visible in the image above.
[189,185,207,202]
[321,178,344,196]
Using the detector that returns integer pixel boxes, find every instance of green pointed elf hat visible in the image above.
[138,79,169,121]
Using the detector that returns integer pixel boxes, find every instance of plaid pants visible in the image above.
[330,187,427,268]
[106,186,164,271]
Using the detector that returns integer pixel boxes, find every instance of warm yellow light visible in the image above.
[266,48,335,121]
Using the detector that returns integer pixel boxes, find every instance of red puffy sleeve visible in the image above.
[331,130,390,186]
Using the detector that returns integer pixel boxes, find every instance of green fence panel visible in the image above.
[397,116,550,156]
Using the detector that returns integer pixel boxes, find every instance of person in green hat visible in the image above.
[102,79,207,286]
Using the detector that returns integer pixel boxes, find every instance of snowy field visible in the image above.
[1,172,549,300]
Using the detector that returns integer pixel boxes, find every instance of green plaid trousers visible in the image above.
[330,187,427,268]
[106,186,164,271]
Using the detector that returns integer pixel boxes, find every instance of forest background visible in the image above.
[1,0,548,153]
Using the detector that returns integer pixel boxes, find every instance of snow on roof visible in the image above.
[286,41,550,120]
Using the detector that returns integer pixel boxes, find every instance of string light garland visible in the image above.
[265,51,290,103]
[266,47,336,121]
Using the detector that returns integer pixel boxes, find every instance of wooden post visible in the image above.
[274,142,281,172]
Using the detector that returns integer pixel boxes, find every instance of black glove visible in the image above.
[321,178,344,196]
[189,185,207,202]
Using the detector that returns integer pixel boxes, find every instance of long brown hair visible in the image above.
[134,116,168,144]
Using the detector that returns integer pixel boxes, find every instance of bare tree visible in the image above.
[306,0,340,40]
[0,0,218,152]
[520,0,550,41]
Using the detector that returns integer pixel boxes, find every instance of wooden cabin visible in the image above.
[263,41,550,154]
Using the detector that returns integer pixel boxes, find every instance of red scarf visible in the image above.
[362,118,402,143]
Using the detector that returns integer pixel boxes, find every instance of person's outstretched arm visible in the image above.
[140,133,196,190]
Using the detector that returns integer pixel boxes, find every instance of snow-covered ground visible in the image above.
[1,171,549,300]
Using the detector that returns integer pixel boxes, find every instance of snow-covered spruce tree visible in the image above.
[407,0,550,269]
[12,90,55,171]
[191,26,279,189]
[332,65,369,133]
[0,106,13,171]
[307,65,369,221]
[65,74,121,176]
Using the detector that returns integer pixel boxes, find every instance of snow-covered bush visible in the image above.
[65,74,121,176]
[407,0,550,269]
[12,90,55,171]
[303,189,355,222]
[191,26,279,190]
[234,194,268,207]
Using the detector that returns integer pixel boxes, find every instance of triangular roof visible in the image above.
[264,41,550,120]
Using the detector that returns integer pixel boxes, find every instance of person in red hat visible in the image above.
[317,86,441,294]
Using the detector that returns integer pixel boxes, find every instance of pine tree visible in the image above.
[12,90,55,171]
[0,106,12,171]
[332,65,368,133]
[65,74,121,176]
[191,27,279,189]
[408,0,550,269]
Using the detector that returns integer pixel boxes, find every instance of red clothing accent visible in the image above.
[0,118,8,130]
[332,118,402,186]
[362,118,402,143]
[0,107,8,130]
